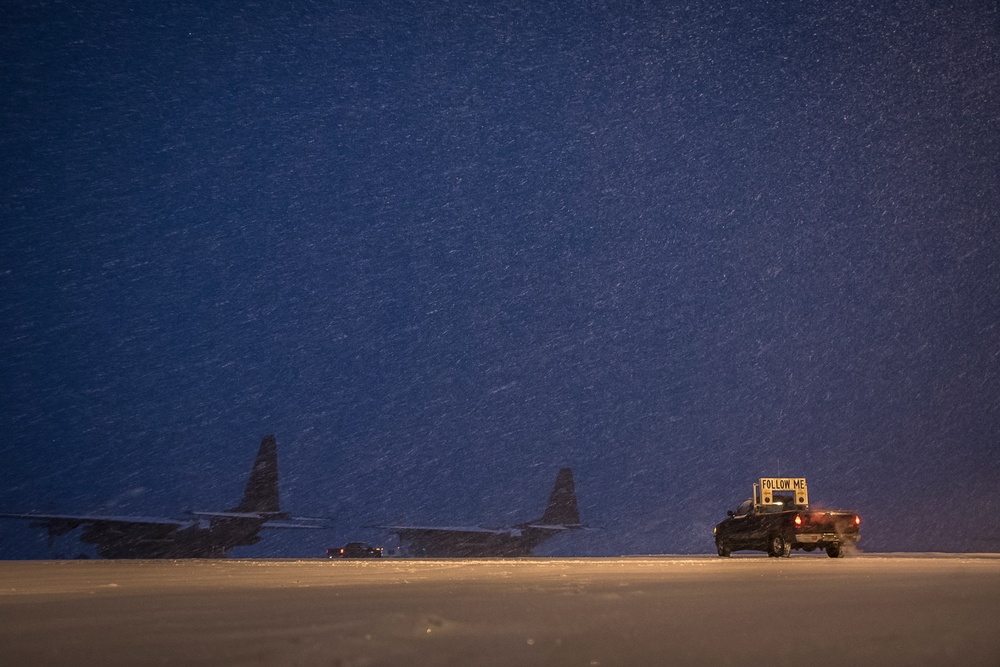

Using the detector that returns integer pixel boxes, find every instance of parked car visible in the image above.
[327,542,383,558]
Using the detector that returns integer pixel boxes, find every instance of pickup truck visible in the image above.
[713,478,860,558]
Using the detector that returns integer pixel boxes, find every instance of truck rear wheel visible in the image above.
[826,544,845,558]
[768,534,790,558]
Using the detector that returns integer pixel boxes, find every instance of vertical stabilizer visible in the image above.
[229,435,281,514]
[539,468,580,526]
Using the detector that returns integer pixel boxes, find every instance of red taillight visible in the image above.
[794,515,802,527]
[854,515,861,526]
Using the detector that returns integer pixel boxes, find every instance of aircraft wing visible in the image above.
[0,512,193,528]
[188,510,332,528]
[189,510,271,519]
[258,521,331,529]
[377,525,511,535]
[377,523,588,536]
[1,509,331,532]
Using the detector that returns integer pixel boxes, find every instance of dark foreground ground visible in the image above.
[1,554,998,666]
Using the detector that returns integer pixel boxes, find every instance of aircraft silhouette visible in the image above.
[1,435,326,558]
[379,468,584,557]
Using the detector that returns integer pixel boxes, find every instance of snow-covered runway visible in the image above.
[2,555,997,666]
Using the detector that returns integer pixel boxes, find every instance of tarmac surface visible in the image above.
[1,554,998,666]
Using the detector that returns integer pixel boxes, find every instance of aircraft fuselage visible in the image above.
[397,527,561,558]
[78,517,267,559]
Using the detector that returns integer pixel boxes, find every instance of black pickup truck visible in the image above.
[713,478,861,558]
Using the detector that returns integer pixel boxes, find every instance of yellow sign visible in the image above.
[758,477,808,506]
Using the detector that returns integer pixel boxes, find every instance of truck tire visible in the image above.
[716,539,731,557]
[826,544,845,558]
[768,534,790,558]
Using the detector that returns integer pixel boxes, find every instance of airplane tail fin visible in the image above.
[228,435,281,514]
[538,468,580,526]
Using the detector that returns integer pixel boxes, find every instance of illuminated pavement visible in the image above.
[1,555,998,666]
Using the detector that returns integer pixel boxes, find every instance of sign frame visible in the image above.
[756,477,808,506]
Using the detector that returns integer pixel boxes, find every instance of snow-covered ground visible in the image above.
[2,555,998,666]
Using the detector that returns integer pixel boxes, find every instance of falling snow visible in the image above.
[1,2,998,558]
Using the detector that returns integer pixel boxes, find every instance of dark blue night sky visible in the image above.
[2,1,998,558]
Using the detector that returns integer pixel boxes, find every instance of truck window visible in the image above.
[735,499,753,517]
